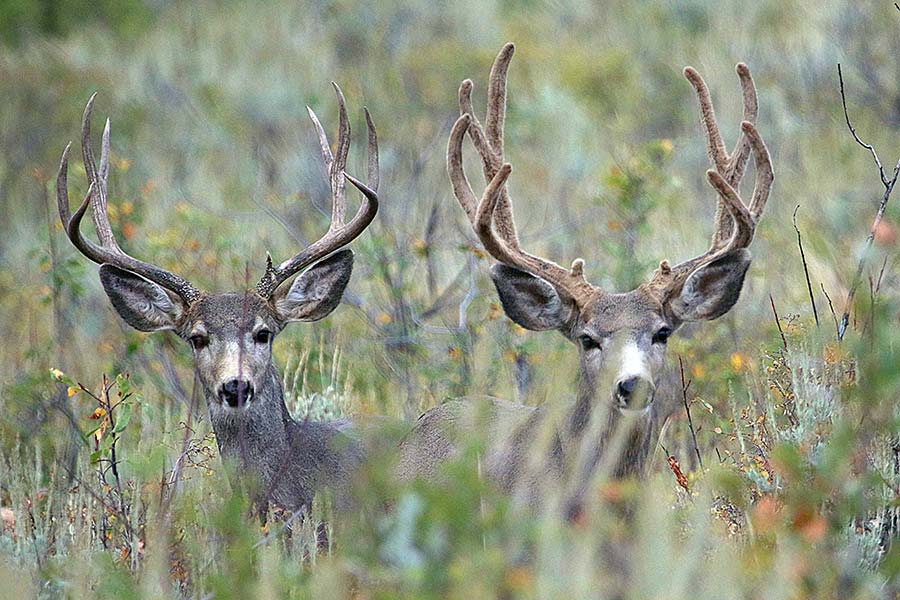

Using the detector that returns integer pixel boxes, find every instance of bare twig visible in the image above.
[679,356,703,469]
[838,65,889,186]
[875,256,888,295]
[792,205,819,327]
[836,64,900,341]
[821,283,840,338]
[770,294,788,351]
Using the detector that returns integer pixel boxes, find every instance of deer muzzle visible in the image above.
[219,379,254,408]
[615,375,654,411]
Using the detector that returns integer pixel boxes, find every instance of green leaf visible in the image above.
[113,404,132,434]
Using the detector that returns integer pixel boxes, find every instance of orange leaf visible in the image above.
[667,455,689,491]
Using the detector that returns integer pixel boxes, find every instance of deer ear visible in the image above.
[99,264,186,332]
[668,249,751,323]
[273,249,353,323]
[490,264,573,331]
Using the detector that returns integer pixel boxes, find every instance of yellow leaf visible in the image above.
[67,387,78,397]
[90,407,108,420]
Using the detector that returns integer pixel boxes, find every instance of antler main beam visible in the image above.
[56,94,203,304]
[256,84,379,298]
[447,43,597,305]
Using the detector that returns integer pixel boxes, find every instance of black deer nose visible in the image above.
[616,376,652,408]
[219,379,254,407]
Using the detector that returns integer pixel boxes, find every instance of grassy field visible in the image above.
[2,1,900,597]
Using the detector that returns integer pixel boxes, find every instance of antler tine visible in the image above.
[741,121,772,220]
[58,96,203,304]
[684,66,731,250]
[683,67,728,174]
[364,107,379,192]
[99,118,111,204]
[257,89,379,298]
[82,95,119,251]
[485,42,515,157]
[725,63,759,185]
[306,105,334,174]
[447,113,479,224]
[328,82,351,230]
[458,79,500,178]
[57,142,73,227]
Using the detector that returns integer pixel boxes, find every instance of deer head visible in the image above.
[449,44,773,413]
[57,85,379,420]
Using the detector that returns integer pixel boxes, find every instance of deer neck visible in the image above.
[567,368,657,477]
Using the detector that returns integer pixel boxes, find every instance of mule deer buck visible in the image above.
[396,44,773,511]
[57,85,379,516]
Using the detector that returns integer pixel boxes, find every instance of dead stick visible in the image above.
[836,64,900,341]
[792,205,819,327]
[821,283,840,338]
[679,356,703,469]
[770,294,788,351]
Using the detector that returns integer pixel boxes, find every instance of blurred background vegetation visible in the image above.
[1,0,900,597]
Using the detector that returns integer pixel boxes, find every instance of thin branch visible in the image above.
[836,63,900,341]
[838,64,888,187]
[679,356,703,469]
[792,205,819,327]
[770,294,788,351]
[821,283,840,338]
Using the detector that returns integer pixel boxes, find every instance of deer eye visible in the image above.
[652,327,672,345]
[579,335,601,352]
[189,334,209,350]
[254,329,273,344]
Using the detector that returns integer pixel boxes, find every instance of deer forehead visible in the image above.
[182,293,279,336]
[580,289,667,336]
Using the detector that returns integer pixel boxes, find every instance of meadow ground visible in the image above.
[1,1,900,597]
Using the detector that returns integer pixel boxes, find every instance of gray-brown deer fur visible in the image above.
[57,85,380,516]
[396,43,773,512]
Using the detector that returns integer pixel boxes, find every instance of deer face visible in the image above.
[490,256,751,410]
[573,291,672,411]
[183,293,278,409]
[57,87,378,419]
[97,251,354,413]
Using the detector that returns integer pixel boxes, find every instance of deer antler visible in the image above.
[447,43,597,305]
[647,64,773,301]
[57,94,203,304]
[256,83,379,298]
